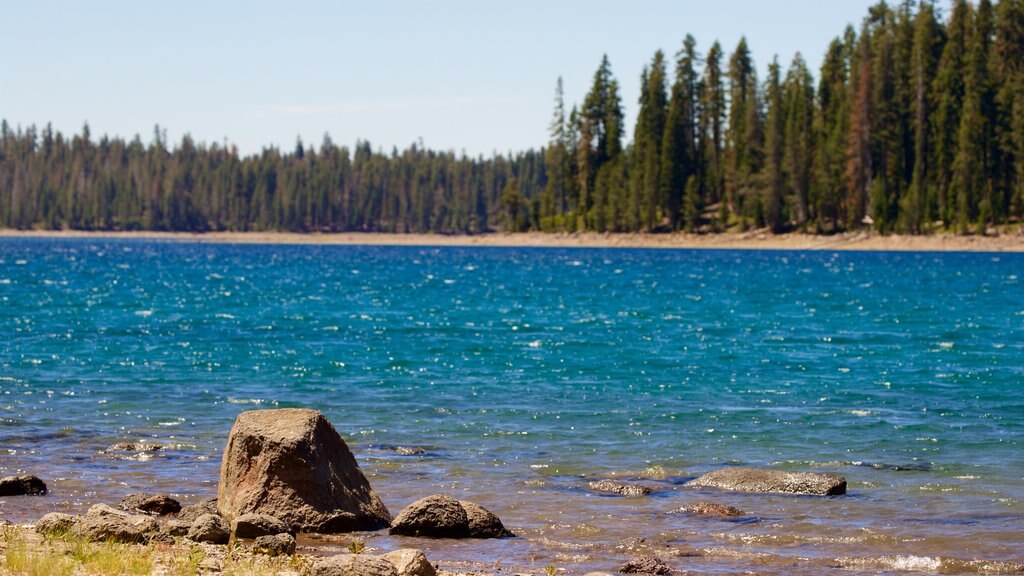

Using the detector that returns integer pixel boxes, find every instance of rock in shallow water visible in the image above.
[619,556,675,575]
[390,494,469,538]
[217,408,392,533]
[675,501,746,518]
[0,475,47,496]
[588,479,653,497]
[459,500,514,538]
[121,493,181,515]
[687,467,847,496]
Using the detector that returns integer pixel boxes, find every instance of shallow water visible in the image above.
[1,239,1023,574]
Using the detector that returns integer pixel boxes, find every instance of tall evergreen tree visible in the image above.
[662,36,701,230]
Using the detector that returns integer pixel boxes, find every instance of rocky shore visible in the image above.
[0,408,858,575]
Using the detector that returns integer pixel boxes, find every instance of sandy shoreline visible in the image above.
[1,228,1024,252]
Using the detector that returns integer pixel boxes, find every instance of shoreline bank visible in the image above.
[1,228,1024,252]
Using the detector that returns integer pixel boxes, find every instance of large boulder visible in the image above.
[121,493,181,515]
[312,554,399,576]
[217,409,391,533]
[389,494,469,538]
[459,501,514,538]
[688,467,846,496]
[0,475,47,496]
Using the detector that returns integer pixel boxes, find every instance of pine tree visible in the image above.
[783,53,815,228]
[662,35,701,230]
[701,41,727,229]
[933,0,971,227]
[764,57,785,232]
[725,37,762,227]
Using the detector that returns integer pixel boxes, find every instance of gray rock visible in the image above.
[584,573,617,576]
[394,447,427,456]
[217,408,392,533]
[79,504,158,543]
[160,519,191,538]
[459,500,514,538]
[589,479,652,497]
[312,554,399,576]
[389,494,469,538]
[382,549,436,576]
[35,512,79,536]
[0,475,47,496]
[675,502,745,517]
[254,533,296,556]
[177,498,219,524]
[688,467,847,496]
[232,512,291,539]
[187,513,230,544]
[121,493,181,515]
[619,556,675,575]
[105,442,163,452]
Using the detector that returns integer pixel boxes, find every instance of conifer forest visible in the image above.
[2,0,1023,235]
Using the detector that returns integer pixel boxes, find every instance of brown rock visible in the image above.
[389,494,469,538]
[382,549,436,576]
[159,519,191,538]
[121,493,181,515]
[312,554,400,576]
[459,500,514,538]
[232,512,291,538]
[0,475,47,496]
[676,502,745,518]
[217,408,391,533]
[177,498,219,523]
[588,479,652,497]
[187,513,230,544]
[688,467,847,496]
[254,533,296,556]
[35,512,79,535]
[78,504,158,543]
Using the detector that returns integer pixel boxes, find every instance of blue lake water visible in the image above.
[1,239,1023,574]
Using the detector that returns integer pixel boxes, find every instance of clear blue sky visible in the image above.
[3,0,889,157]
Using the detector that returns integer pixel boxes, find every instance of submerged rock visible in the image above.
[231,512,291,538]
[121,493,181,515]
[394,447,428,456]
[675,501,746,518]
[217,408,391,533]
[0,475,47,496]
[588,479,652,497]
[459,500,514,538]
[35,512,79,535]
[390,494,469,538]
[688,467,847,496]
[312,554,400,576]
[188,513,230,544]
[382,549,436,576]
[619,556,675,575]
[254,532,296,556]
[105,443,163,452]
[177,497,219,523]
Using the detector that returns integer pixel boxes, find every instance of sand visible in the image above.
[2,228,1024,252]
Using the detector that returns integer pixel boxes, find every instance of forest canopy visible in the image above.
[2,0,1022,235]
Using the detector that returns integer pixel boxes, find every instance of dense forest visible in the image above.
[2,0,1023,235]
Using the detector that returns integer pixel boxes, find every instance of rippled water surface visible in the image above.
[2,239,1023,574]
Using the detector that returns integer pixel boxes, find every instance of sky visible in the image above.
[2,0,889,157]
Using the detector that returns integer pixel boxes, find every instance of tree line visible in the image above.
[2,0,1023,235]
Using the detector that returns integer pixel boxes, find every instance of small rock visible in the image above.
[459,501,514,538]
[188,513,230,544]
[79,504,158,543]
[106,443,163,452]
[232,512,291,538]
[160,519,191,538]
[254,533,296,556]
[676,502,745,518]
[177,498,219,523]
[589,479,652,497]
[121,493,181,515]
[35,512,79,535]
[0,475,48,496]
[312,554,399,576]
[394,447,427,456]
[389,494,469,538]
[584,573,617,576]
[619,556,675,575]
[382,549,436,576]
[688,467,847,496]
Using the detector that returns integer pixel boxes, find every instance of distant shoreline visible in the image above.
[1,228,1023,252]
